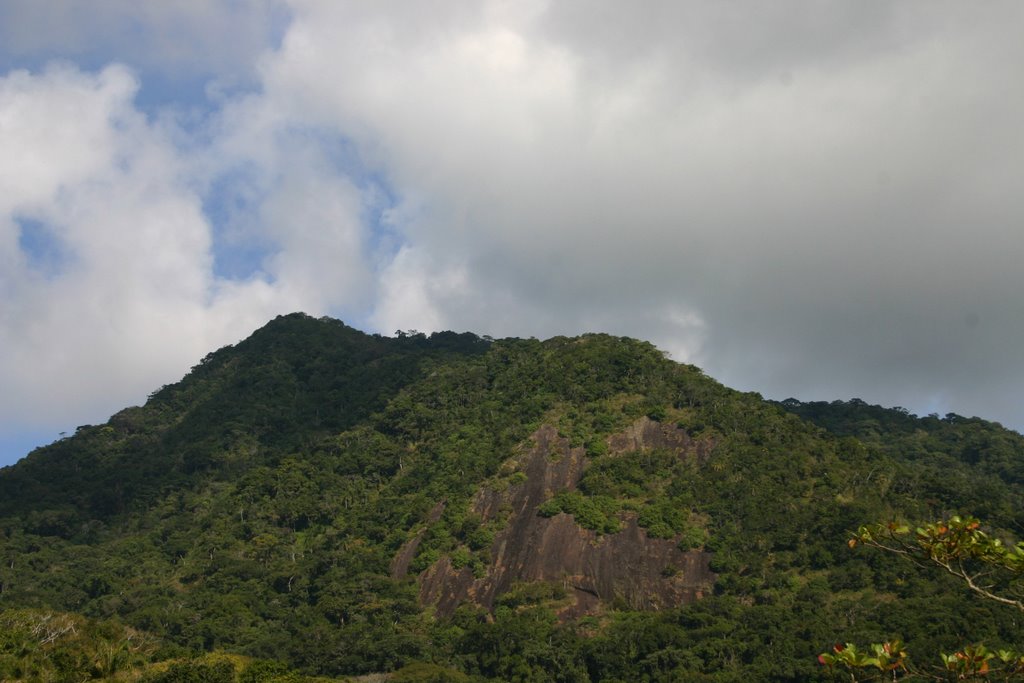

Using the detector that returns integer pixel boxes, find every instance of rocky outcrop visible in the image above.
[399,418,715,617]
[607,417,715,462]
[390,500,446,578]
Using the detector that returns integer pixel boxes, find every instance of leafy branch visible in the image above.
[853,516,1024,612]
[820,516,1024,681]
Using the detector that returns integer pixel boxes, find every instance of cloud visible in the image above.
[256,0,1024,426]
[0,62,373,434]
[1,65,230,426]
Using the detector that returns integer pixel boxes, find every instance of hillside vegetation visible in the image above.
[1,313,1022,681]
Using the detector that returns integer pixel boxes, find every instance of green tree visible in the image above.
[820,516,1024,681]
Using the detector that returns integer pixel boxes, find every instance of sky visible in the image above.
[1,1,1023,467]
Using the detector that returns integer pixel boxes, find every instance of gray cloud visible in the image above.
[264,0,1024,427]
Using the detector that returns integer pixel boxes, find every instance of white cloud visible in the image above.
[260,143,375,311]
[0,65,130,212]
[370,246,468,335]
[0,63,372,434]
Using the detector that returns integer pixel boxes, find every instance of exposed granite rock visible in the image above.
[607,416,715,462]
[401,418,714,617]
[390,500,446,578]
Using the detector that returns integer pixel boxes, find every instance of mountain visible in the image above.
[2,312,1023,682]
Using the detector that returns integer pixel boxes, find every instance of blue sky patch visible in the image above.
[0,428,61,468]
[17,216,73,279]
[203,164,275,281]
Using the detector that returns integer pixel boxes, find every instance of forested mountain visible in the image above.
[2,313,1022,682]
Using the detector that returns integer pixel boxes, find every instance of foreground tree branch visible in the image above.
[853,516,1024,613]
[820,516,1024,681]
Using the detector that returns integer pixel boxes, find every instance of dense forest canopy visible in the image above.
[2,313,1022,682]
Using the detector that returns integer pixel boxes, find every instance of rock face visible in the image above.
[389,500,446,579]
[398,418,715,617]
